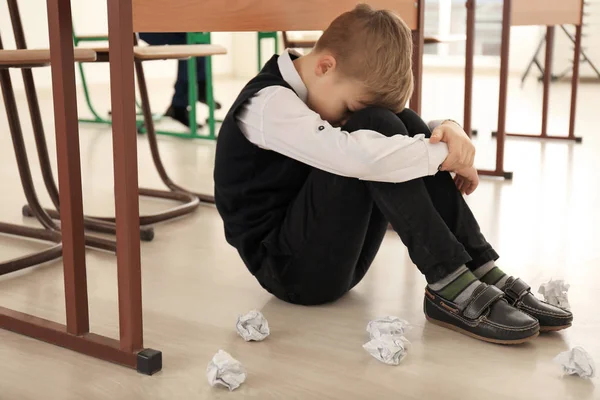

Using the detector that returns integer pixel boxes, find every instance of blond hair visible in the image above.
[314,3,414,112]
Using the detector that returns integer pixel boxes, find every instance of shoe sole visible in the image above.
[540,323,572,332]
[425,315,539,345]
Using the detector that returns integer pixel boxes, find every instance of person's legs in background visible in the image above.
[138,32,186,46]
[170,56,222,123]
[138,32,221,127]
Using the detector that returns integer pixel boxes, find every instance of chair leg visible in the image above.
[187,45,199,138]
[0,221,63,276]
[0,64,63,273]
[257,33,262,72]
[28,42,203,228]
[0,36,118,256]
[134,57,216,204]
[16,64,155,241]
[34,189,198,226]
[282,31,289,49]
[205,51,216,139]
[55,52,202,227]
[9,0,149,240]
[7,1,157,241]
[0,243,63,276]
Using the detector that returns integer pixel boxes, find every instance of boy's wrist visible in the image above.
[456,166,476,175]
[441,119,462,128]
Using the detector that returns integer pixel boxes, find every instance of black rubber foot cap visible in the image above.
[22,205,33,217]
[575,137,583,143]
[140,227,155,242]
[137,348,162,375]
[471,129,478,136]
[504,171,514,180]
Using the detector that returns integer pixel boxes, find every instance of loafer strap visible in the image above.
[504,277,530,303]
[463,285,504,319]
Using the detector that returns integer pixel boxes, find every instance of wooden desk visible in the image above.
[0,0,157,374]
[0,0,425,374]
[463,0,583,179]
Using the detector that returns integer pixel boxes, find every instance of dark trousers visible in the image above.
[138,32,206,108]
[255,107,498,306]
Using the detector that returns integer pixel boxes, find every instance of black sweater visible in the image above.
[214,54,310,274]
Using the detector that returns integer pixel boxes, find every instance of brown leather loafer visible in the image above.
[424,284,540,344]
[502,277,573,332]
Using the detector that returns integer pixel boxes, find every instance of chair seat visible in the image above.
[0,48,97,68]
[134,44,227,60]
[88,44,227,62]
[424,34,467,44]
[285,38,317,49]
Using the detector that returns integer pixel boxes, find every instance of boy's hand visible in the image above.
[430,121,475,172]
[454,167,479,195]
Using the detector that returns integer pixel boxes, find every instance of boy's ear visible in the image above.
[315,54,337,77]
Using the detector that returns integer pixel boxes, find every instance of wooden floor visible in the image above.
[0,71,598,399]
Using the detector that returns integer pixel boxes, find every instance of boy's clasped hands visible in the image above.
[430,120,479,195]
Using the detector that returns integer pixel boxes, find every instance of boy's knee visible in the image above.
[343,107,408,138]
[397,108,432,138]
[350,106,397,122]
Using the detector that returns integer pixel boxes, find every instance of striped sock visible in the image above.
[473,261,509,289]
[428,265,482,307]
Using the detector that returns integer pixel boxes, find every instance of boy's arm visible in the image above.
[236,86,448,183]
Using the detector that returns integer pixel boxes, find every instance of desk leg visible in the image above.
[47,0,90,335]
[501,24,581,142]
[107,0,161,375]
[106,0,143,353]
[0,0,160,373]
[463,0,475,137]
[569,23,582,140]
[479,0,512,179]
[540,26,554,137]
[410,0,424,115]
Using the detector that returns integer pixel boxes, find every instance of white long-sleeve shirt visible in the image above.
[236,50,448,183]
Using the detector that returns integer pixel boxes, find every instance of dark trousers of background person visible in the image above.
[138,32,206,109]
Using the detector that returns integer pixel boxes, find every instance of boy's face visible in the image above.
[306,55,371,127]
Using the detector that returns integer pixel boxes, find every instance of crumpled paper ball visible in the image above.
[554,346,595,379]
[366,316,412,340]
[206,350,247,391]
[363,334,411,366]
[538,279,571,310]
[236,310,270,341]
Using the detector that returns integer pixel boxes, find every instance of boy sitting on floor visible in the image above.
[214,4,572,344]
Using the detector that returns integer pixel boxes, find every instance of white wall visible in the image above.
[422,26,543,73]
[231,33,264,79]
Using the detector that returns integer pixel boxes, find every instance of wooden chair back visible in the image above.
[511,0,582,26]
